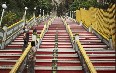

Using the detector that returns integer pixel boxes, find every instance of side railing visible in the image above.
[9,17,55,73]
[76,4,115,49]
[0,15,49,49]
[62,17,97,73]
[0,17,34,49]
[0,20,24,49]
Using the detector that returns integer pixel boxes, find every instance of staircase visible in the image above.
[0,20,46,73]
[0,17,115,73]
[66,19,116,73]
[35,18,84,73]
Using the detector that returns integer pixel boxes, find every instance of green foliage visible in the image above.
[69,0,95,11]
[69,0,110,11]
[0,0,52,27]
[2,11,21,27]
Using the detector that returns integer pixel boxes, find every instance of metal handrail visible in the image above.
[10,17,45,73]
[62,18,74,42]
[40,24,46,39]
[76,40,97,73]
[40,17,55,39]
[10,43,32,73]
[62,17,97,73]
[8,20,24,29]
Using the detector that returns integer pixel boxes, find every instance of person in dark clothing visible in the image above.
[22,32,29,52]
[26,32,29,43]
[33,28,37,34]
[23,24,29,33]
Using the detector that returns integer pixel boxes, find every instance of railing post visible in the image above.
[75,34,79,41]
[80,21,82,26]
[89,25,92,32]
[74,34,79,51]
[2,25,7,49]
[109,36,113,49]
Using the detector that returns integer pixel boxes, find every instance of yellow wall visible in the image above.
[76,4,116,49]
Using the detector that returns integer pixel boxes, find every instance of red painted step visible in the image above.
[0,69,11,73]
[93,62,116,66]
[36,62,81,66]
[0,61,16,65]
[66,18,116,73]
[37,51,76,54]
[0,20,46,73]
[36,18,83,73]
[97,70,116,73]
[35,70,84,73]
[39,45,73,48]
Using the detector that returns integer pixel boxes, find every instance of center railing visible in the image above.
[9,16,55,73]
[61,17,97,73]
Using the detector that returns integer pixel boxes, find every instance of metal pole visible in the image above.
[24,10,27,24]
[40,9,41,17]
[72,11,74,18]
[43,10,44,16]
[70,11,71,18]
[34,7,36,25]
[24,7,28,25]
[0,9,5,27]
[43,10,44,21]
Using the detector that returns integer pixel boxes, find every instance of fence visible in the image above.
[0,15,47,49]
[76,4,115,49]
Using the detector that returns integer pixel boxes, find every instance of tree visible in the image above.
[0,0,53,27]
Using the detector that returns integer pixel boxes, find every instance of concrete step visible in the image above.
[35,66,82,70]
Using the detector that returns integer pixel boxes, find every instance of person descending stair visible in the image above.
[33,28,37,33]
[22,24,29,52]
[23,31,29,52]
[23,24,29,33]
[27,41,37,73]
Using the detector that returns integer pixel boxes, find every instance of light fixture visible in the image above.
[34,7,36,10]
[25,7,28,10]
[2,4,7,9]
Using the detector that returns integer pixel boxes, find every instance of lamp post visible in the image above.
[40,9,41,17]
[43,10,44,21]
[70,11,71,18]
[74,11,76,22]
[43,10,44,16]
[34,7,36,10]
[0,3,7,27]
[34,7,36,25]
[72,11,74,18]
[34,7,36,17]
[50,12,52,16]
[24,7,28,25]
